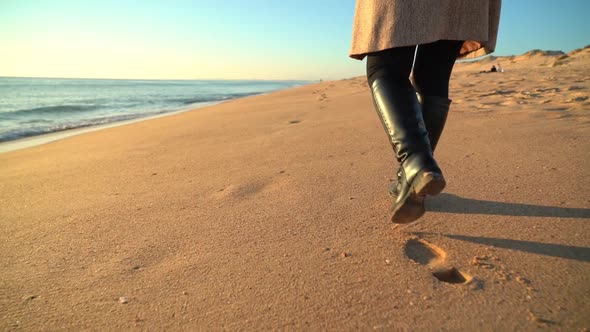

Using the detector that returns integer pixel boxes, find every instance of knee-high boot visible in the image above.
[370,78,446,223]
[389,95,451,197]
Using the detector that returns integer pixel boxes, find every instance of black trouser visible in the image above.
[366,40,464,98]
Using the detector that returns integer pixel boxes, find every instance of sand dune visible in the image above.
[1,49,589,330]
[457,45,589,69]
[453,46,589,125]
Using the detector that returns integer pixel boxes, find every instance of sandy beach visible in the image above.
[1,47,589,330]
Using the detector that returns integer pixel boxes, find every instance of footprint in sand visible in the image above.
[317,92,329,102]
[476,103,491,109]
[477,89,516,97]
[567,85,585,91]
[565,94,588,103]
[535,87,561,93]
[212,184,237,199]
[404,238,472,284]
[212,175,291,201]
[214,181,268,199]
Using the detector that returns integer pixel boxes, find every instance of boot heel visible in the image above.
[414,171,446,196]
[391,195,426,224]
[391,171,445,224]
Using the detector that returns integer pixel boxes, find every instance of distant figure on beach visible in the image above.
[350,1,501,223]
[479,64,503,74]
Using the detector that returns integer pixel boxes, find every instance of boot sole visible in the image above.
[389,171,445,198]
[414,171,446,196]
[391,171,446,224]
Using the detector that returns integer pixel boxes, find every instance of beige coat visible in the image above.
[350,0,501,60]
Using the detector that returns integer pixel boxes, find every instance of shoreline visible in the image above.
[0,78,313,154]
[0,84,311,154]
[0,102,218,154]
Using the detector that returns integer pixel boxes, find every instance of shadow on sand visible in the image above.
[412,232,590,263]
[426,193,590,219]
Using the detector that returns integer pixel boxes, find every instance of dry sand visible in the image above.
[1,47,589,330]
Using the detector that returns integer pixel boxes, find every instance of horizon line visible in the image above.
[0,75,316,82]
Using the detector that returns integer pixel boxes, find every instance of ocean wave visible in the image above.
[0,124,95,142]
[0,78,308,144]
[0,112,166,142]
[2,92,261,118]
[171,92,261,105]
[6,104,103,117]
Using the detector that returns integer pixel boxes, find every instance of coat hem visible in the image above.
[349,40,494,61]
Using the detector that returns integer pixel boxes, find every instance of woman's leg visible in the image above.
[410,40,463,155]
[387,41,464,198]
[412,40,464,99]
[411,40,463,152]
[366,46,415,89]
[366,47,446,224]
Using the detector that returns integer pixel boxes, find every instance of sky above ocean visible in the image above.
[0,0,588,80]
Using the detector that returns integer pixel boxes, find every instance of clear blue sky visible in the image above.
[0,0,588,80]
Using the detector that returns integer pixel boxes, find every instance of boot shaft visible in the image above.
[419,95,451,152]
[370,78,440,183]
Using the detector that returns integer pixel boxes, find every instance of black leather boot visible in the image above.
[370,79,446,224]
[389,95,451,197]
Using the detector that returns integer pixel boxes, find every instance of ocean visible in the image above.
[0,77,309,143]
